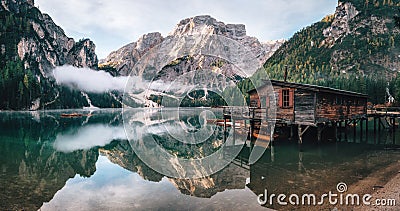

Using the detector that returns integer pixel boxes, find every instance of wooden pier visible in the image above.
[219,80,399,150]
[221,106,274,148]
[220,108,399,150]
[247,80,369,145]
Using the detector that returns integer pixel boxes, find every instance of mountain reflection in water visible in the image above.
[0,109,399,210]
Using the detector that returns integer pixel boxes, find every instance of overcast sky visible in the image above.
[35,0,337,59]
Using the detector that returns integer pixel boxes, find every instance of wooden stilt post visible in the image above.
[333,121,337,142]
[373,117,376,144]
[317,125,322,143]
[353,120,357,142]
[392,117,396,133]
[269,124,274,146]
[298,125,303,145]
[249,120,253,142]
[390,117,393,131]
[393,118,396,145]
[232,118,236,145]
[224,119,227,143]
[289,124,294,141]
[392,117,396,145]
[366,117,369,139]
[338,121,342,141]
[224,117,227,130]
[271,144,275,163]
[378,117,381,132]
[360,118,363,142]
[251,109,255,142]
[344,120,348,142]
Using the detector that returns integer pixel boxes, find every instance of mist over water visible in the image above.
[53,66,129,93]
[51,66,187,104]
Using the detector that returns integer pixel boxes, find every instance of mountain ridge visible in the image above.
[100,15,285,78]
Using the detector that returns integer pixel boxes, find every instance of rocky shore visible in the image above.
[353,159,400,211]
[348,158,400,211]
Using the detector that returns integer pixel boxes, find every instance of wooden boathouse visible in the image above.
[247,80,368,144]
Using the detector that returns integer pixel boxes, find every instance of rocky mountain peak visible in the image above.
[101,15,284,77]
[169,15,279,68]
[100,32,165,76]
[136,32,164,55]
[171,15,247,38]
[0,0,34,12]
[67,39,98,68]
[322,1,360,47]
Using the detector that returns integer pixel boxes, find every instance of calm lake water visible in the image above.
[0,109,399,210]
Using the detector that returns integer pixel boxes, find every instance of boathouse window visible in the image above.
[279,89,293,108]
[261,96,267,108]
[336,97,343,105]
[283,89,290,107]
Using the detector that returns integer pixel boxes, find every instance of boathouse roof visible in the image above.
[248,80,368,98]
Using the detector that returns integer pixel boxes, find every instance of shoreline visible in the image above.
[349,159,400,210]
[285,151,400,211]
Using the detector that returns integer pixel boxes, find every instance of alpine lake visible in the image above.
[1,108,399,210]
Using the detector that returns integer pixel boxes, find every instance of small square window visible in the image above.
[282,89,290,108]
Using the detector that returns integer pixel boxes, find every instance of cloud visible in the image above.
[52,65,187,107]
[53,65,128,93]
[35,0,337,58]
[52,65,185,94]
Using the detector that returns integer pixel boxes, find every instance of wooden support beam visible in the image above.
[297,125,309,145]
[232,118,236,145]
[393,117,396,133]
[317,125,323,143]
[271,145,275,163]
[289,125,294,141]
[393,119,396,145]
[374,117,377,144]
[269,124,274,146]
[333,121,337,142]
[360,118,363,142]
[224,118,227,130]
[365,118,369,143]
[378,117,381,132]
[298,125,302,144]
[353,120,357,141]
[299,125,311,136]
[344,120,348,142]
